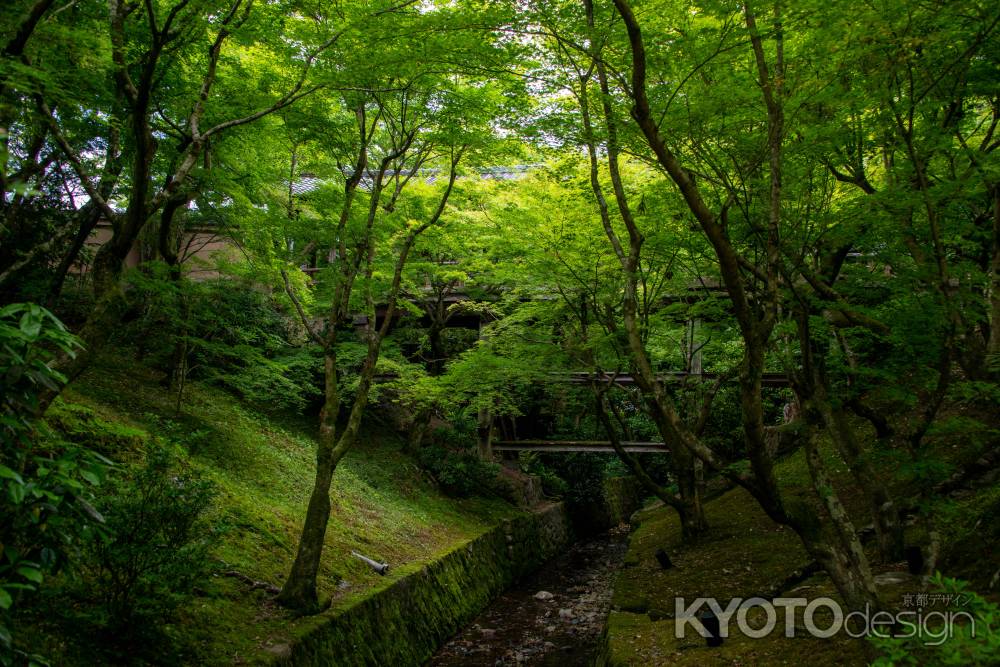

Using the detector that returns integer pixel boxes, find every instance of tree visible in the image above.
[2,1,415,411]
[567,0,1000,611]
[274,65,511,609]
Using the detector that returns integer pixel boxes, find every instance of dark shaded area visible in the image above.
[428,527,628,666]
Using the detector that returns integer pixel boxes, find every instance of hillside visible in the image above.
[600,435,1000,666]
[19,353,518,664]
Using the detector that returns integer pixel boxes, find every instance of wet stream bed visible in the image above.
[427,525,629,667]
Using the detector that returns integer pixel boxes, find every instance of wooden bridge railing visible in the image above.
[493,440,668,453]
[562,371,789,387]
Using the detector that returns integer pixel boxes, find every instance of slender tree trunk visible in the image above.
[278,140,464,612]
[671,444,708,538]
[610,0,885,614]
[812,383,903,562]
[35,242,131,414]
[988,187,1000,362]
[406,406,432,453]
[427,320,446,375]
[279,336,386,610]
[46,204,102,305]
[277,443,337,609]
[174,336,188,413]
[802,430,881,610]
[645,400,709,537]
[277,352,340,610]
[576,16,709,536]
[598,392,707,538]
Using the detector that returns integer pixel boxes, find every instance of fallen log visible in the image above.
[222,570,281,595]
[352,550,390,575]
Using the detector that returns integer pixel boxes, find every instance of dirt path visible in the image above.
[427,525,629,666]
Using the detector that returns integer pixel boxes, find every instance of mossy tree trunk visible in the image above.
[278,138,465,612]
[603,0,885,612]
[32,0,338,416]
[595,391,708,539]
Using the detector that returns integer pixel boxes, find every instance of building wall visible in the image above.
[78,221,242,280]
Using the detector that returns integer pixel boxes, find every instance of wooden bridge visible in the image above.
[373,370,790,387]
[493,440,668,453]
[563,371,790,387]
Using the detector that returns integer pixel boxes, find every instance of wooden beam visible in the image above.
[373,371,789,386]
[493,440,668,453]
[559,371,789,387]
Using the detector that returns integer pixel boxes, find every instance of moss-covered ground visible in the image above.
[603,489,870,663]
[602,413,1000,667]
[27,353,521,664]
[602,444,931,666]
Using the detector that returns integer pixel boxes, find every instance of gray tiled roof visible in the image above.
[289,164,538,195]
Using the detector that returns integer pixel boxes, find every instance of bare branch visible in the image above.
[35,97,118,221]
[281,269,326,348]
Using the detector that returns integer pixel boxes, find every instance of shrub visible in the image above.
[76,447,216,649]
[871,575,999,666]
[0,304,107,665]
[122,268,322,413]
[418,443,501,498]
[517,451,569,498]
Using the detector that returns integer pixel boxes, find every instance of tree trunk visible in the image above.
[988,187,1000,363]
[427,321,446,376]
[36,243,130,414]
[675,449,708,537]
[277,352,340,611]
[598,393,708,538]
[803,318,904,563]
[406,406,432,453]
[647,402,709,537]
[276,431,337,611]
[801,431,881,611]
[813,387,903,562]
[46,203,103,305]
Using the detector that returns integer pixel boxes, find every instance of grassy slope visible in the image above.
[604,446,902,666]
[39,353,519,664]
[604,420,1000,667]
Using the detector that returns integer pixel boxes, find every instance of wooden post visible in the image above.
[687,317,703,376]
[477,406,493,460]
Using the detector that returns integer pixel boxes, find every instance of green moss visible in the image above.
[611,484,811,616]
[597,610,866,667]
[29,352,528,665]
[277,503,571,666]
[44,399,149,459]
[603,445,871,665]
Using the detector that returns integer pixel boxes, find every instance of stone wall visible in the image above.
[571,476,646,537]
[268,502,572,666]
[602,476,645,526]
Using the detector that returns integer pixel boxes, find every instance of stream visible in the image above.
[427,525,629,666]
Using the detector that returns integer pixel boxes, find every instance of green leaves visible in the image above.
[0,304,102,661]
[17,309,41,339]
[14,566,42,585]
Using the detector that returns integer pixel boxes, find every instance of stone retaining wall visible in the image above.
[267,476,643,666]
[269,502,572,666]
[571,476,647,536]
